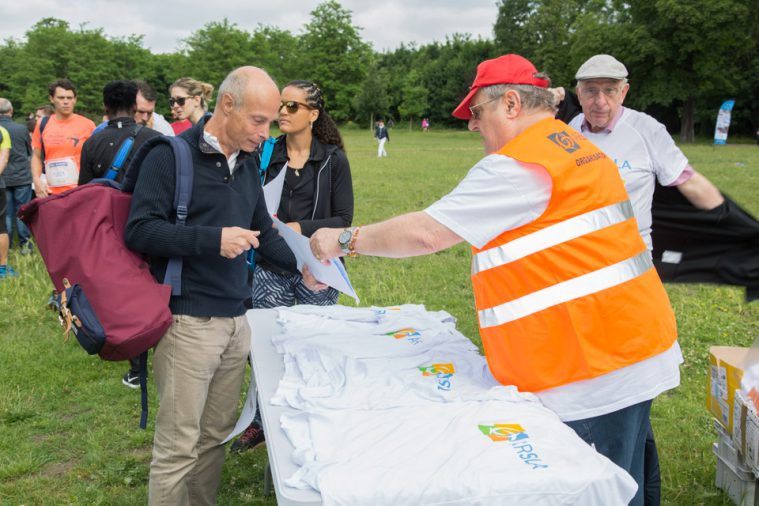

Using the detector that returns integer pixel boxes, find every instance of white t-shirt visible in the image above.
[424,152,681,421]
[569,108,689,249]
[151,113,175,136]
[281,399,637,505]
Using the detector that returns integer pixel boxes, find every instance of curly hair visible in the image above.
[286,80,344,152]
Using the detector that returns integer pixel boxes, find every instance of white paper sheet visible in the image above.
[262,162,287,216]
[272,216,359,303]
[221,347,258,444]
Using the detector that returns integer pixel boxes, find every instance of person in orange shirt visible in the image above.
[31,79,96,197]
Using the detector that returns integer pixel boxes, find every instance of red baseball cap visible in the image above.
[452,54,549,120]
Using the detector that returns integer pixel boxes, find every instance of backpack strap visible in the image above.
[121,135,193,296]
[247,137,278,270]
[259,136,277,184]
[105,124,143,180]
[162,136,194,296]
[39,115,50,163]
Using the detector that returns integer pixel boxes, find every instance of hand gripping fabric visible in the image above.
[19,135,194,428]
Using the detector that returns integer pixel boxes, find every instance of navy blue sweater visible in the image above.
[124,119,297,317]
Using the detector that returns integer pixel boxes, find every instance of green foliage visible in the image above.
[398,69,428,125]
[493,0,759,140]
[298,1,372,122]
[352,62,390,125]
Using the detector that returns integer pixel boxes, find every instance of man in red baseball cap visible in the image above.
[309,54,679,505]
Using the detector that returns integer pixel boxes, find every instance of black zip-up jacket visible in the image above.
[255,135,353,274]
[124,118,297,316]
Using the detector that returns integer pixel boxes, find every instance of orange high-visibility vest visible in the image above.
[471,118,677,392]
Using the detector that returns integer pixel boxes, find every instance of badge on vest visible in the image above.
[547,131,581,153]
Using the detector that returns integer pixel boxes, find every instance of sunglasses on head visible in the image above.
[169,96,195,107]
[279,100,312,114]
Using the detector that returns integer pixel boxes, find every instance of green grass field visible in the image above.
[1,127,758,505]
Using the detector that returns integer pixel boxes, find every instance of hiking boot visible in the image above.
[230,421,266,453]
[20,243,34,255]
[0,265,18,279]
[122,371,140,389]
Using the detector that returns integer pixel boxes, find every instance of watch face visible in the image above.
[339,229,352,246]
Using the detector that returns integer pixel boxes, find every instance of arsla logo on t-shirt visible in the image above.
[419,363,455,391]
[478,423,549,470]
[386,328,423,345]
[547,131,581,153]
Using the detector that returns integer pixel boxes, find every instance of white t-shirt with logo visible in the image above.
[569,108,689,249]
[281,399,637,505]
[425,153,681,421]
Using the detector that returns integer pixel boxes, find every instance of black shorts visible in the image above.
[0,189,7,235]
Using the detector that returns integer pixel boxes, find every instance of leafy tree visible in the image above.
[353,62,390,128]
[298,0,372,121]
[618,0,755,141]
[398,69,428,129]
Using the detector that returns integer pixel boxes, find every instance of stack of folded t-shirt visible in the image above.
[269,304,637,506]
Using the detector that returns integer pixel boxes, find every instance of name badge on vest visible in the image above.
[45,157,79,187]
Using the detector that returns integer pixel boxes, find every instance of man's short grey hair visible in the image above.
[215,67,276,111]
[0,98,12,115]
[482,84,556,114]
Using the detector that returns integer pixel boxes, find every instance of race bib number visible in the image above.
[45,157,79,187]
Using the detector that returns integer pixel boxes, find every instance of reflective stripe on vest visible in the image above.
[478,250,652,328]
[472,200,634,274]
[469,118,677,391]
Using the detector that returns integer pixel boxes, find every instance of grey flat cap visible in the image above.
[575,54,628,80]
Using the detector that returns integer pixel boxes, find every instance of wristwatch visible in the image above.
[338,227,356,255]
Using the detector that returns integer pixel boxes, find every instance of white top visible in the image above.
[569,108,689,249]
[424,152,681,421]
[202,129,239,173]
[151,113,175,136]
[282,399,637,505]
[426,154,552,249]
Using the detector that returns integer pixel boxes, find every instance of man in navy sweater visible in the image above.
[125,66,319,505]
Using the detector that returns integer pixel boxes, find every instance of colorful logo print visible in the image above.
[386,328,423,345]
[478,423,548,470]
[478,423,528,442]
[420,363,455,391]
[419,363,455,376]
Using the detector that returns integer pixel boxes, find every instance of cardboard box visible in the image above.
[709,346,750,434]
[735,390,749,456]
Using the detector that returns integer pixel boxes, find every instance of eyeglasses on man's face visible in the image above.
[279,100,313,114]
[469,95,501,120]
[578,85,623,100]
[169,96,195,107]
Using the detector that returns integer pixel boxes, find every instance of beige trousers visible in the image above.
[148,314,250,506]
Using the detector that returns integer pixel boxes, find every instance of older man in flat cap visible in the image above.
[570,55,724,504]
[310,53,680,505]
[570,54,724,251]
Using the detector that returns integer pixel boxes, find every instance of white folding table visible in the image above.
[246,308,321,506]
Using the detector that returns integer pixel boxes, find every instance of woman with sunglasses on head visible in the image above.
[230,80,354,452]
[168,77,214,134]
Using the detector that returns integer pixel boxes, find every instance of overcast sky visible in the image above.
[1,0,499,54]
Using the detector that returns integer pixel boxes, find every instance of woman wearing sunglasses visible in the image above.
[254,80,353,308]
[230,80,354,452]
[168,77,214,134]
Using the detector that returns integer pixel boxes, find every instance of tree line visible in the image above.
[1,0,756,139]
